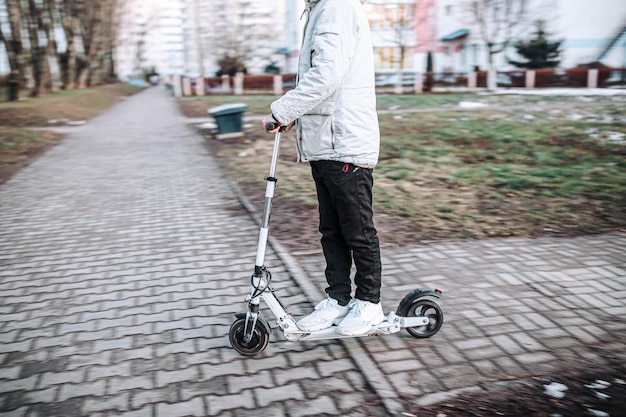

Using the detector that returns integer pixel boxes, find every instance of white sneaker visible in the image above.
[297,297,350,332]
[337,299,384,336]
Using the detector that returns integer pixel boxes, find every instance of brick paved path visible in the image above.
[1,87,625,417]
[0,88,384,417]
[296,232,626,411]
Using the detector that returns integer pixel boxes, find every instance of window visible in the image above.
[366,4,414,28]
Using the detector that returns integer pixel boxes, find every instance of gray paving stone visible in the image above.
[389,371,423,398]
[315,358,355,378]
[155,397,205,417]
[0,377,38,393]
[0,406,28,417]
[254,383,305,407]
[57,379,107,402]
[289,396,340,416]
[130,388,177,410]
[108,376,154,394]
[206,390,256,415]
[82,393,130,414]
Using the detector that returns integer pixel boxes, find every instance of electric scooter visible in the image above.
[228,123,444,356]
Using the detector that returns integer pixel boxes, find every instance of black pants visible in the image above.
[310,160,382,306]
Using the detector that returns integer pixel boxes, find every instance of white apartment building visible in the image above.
[115,0,185,79]
[414,0,626,74]
[365,0,417,71]
[114,0,292,79]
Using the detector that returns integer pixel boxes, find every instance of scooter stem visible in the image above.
[254,130,283,269]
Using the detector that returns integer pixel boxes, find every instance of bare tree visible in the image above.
[26,0,50,97]
[76,0,99,88]
[99,0,118,83]
[465,0,532,90]
[78,0,116,87]
[209,2,274,75]
[60,0,80,89]
[390,3,415,93]
[1,0,29,100]
[43,0,63,91]
[1,0,120,98]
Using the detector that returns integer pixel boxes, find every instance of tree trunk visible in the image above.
[487,50,497,91]
[77,1,104,88]
[94,0,117,85]
[424,50,434,92]
[44,0,63,91]
[27,0,49,97]
[61,0,81,90]
[5,0,28,100]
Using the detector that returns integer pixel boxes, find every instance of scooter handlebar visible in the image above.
[266,122,286,133]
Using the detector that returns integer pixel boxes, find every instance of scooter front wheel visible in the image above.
[229,317,270,356]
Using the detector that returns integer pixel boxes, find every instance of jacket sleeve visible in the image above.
[271,10,358,124]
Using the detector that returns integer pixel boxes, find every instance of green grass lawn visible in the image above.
[183,93,626,241]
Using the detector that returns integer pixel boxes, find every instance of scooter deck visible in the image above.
[283,312,430,341]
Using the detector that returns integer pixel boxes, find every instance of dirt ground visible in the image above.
[204,132,491,253]
[412,360,626,417]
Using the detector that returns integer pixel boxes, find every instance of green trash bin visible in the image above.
[208,103,249,138]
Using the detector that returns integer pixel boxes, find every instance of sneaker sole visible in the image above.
[298,314,349,332]
[336,312,385,336]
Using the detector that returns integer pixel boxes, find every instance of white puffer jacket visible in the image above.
[270,0,380,167]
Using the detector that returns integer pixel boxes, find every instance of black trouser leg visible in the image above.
[311,161,382,305]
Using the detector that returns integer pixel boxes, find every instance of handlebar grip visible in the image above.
[266,122,286,132]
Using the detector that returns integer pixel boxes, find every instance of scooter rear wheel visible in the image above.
[402,299,443,338]
[229,317,270,356]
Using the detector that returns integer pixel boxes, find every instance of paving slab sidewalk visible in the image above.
[1,87,625,417]
[0,88,383,417]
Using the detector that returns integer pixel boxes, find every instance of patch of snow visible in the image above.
[458,101,488,108]
[585,380,611,390]
[544,382,568,398]
[587,409,609,417]
[595,391,611,400]
[197,122,217,130]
